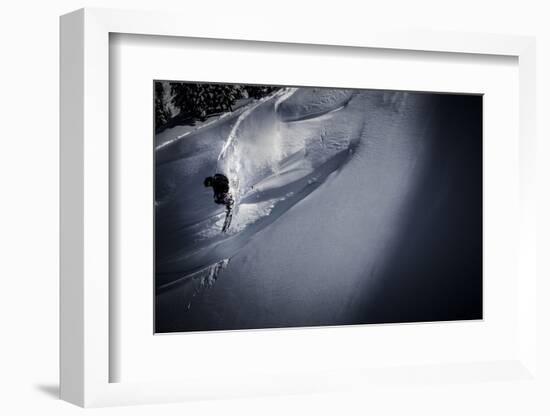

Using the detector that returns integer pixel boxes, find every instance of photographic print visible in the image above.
[154,81,482,333]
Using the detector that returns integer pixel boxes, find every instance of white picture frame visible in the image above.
[60,8,538,407]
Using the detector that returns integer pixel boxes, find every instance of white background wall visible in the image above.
[0,0,548,414]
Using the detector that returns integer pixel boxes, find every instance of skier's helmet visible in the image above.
[203,176,214,187]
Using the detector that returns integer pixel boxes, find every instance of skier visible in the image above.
[204,173,234,232]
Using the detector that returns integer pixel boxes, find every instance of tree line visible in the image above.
[155,82,279,133]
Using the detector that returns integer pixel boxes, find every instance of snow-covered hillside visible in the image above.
[155,87,482,332]
[156,88,369,288]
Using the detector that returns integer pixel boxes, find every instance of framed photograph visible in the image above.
[60,8,538,407]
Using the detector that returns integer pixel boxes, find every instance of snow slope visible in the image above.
[156,87,367,289]
[155,87,482,332]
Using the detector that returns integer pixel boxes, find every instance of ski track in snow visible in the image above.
[155,87,408,304]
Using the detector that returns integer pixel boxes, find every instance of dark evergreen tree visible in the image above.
[244,85,278,99]
[154,82,171,129]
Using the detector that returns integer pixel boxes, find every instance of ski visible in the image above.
[222,208,233,232]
